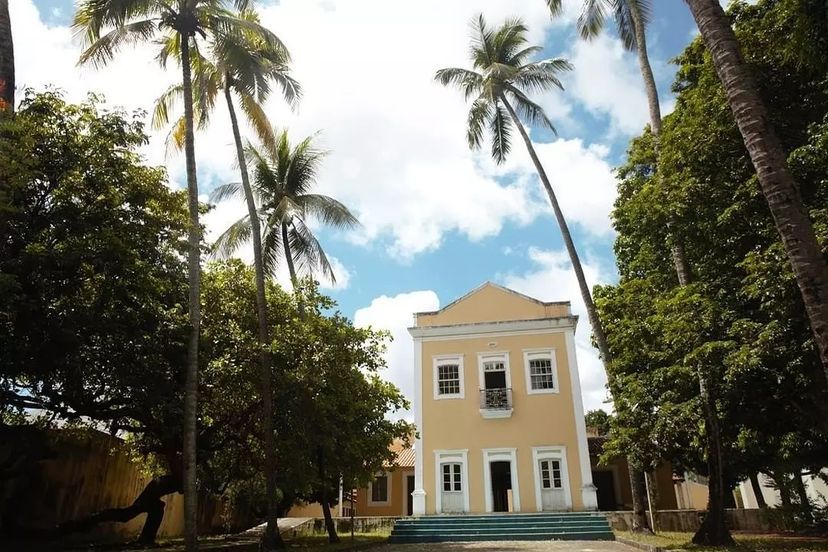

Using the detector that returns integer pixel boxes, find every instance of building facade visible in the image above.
[409,282,597,515]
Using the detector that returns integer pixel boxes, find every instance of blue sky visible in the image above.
[18,0,704,413]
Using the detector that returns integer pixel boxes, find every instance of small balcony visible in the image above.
[479,388,513,419]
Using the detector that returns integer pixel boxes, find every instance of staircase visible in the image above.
[389,512,615,543]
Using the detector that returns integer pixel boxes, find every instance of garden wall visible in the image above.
[606,508,774,532]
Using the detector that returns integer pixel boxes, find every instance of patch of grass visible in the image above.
[616,531,828,551]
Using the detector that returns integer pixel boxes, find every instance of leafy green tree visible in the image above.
[585,409,612,436]
[684,0,828,382]
[152,9,300,543]
[212,132,359,288]
[599,1,828,542]
[0,90,190,543]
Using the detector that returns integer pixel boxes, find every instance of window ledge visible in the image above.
[479,408,513,419]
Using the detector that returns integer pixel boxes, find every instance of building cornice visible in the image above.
[408,316,578,341]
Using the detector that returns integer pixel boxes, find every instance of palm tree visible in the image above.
[212,131,357,543]
[435,14,612,380]
[72,2,282,548]
[684,0,828,382]
[0,0,13,112]
[152,14,300,547]
[212,132,358,293]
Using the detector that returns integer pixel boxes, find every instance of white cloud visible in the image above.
[10,0,630,266]
[354,290,441,419]
[502,248,613,412]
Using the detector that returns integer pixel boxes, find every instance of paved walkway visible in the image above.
[375,542,635,552]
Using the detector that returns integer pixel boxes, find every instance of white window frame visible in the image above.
[523,348,559,395]
[477,351,512,390]
[434,449,470,513]
[368,471,391,507]
[433,355,464,400]
[532,446,572,511]
[482,448,521,513]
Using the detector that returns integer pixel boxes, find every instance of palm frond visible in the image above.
[508,45,543,67]
[514,58,573,93]
[466,96,492,150]
[577,0,611,41]
[151,83,183,130]
[211,214,253,258]
[545,0,565,17]
[434,67,484,100]
[297,194,360,230]
[287,218,336,284]
[504,85,556,132]
[238,92,276,151]
[260,218,283,276]
[77,18,158,68]
[209,181,244,203]
[492,17,529,65]
[470,13,496,69]
[489,101,512,164]
[615,0,651,51]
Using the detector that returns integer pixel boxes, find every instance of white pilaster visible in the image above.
[565,329,598,510]
[412,337,426,515]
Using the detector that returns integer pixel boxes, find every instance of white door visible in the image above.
[538,458,567,510]
[441,462,464,513]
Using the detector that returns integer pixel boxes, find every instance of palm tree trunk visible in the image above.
[502,96,652,531]
[0,0,13,112]
[501,97,612,364]
[628,1,660,137]
[282,222,299,289]
[223,79,283,551]
[180,33,201,552]
[686,0,828,381]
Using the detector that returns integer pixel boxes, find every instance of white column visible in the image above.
[412,337,426,515]
[566,329,598,510]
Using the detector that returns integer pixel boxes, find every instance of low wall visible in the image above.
[606,509,774,532]
[283,517,398,538]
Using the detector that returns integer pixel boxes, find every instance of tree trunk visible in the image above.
[644,470,659,533]
[691,373,734,546]
[628,1,660,137]
[792,472,813,523]
[686,0,828,380]
[56,474,180,544]
[223,79,283,551]
[282,222,298,290]
[501,97,611,365]
[501,96,651,531]
[317,448,340,543]
[629,467,651,533]
[0,0,13,112]
[180,33,202,552]
[749,473,767,508]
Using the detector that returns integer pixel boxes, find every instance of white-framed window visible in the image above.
[368,472,391,506]
[523,349,559,394]
[539,459,563,489]
[477,352,511,389]
[442,463,462,492]
[433,355,464,399]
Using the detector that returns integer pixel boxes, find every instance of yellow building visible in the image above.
[409,282,597,515]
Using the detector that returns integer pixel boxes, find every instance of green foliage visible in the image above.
[585,409,612,435]
[598,0,828,498]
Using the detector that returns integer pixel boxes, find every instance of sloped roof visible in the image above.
[386,437,415,468]
[415,281,568,316]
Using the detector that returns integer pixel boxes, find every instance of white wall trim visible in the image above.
[482,448,521,513]
[532,445,573,511]
[368,471,392,507]
[523,348,560,395]
[409,318,577,341]
[432,354,465,400]
[434,449,470,514]
[564,330,598,510]
[412,338,426,515]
